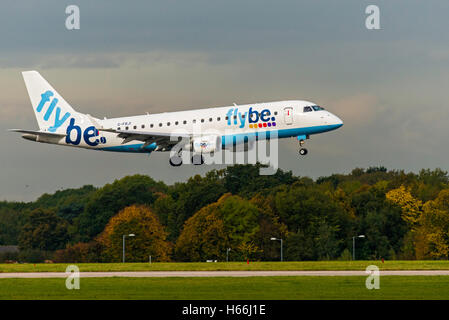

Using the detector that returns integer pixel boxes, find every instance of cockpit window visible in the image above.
[303,106,313,112]
[312,105,324,111]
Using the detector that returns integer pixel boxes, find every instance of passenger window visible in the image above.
[133,126,137,130]
[150,124,154,128]
[183,120,187,124]
[217,117,221,121]
[167,122,170,126]
[141,125,145,129]
[303,106,313,113]
[201,119,205,123]
[118,127,121,130]
[209,118,212,122]
[159,123,162,127]
[193,119,196,123]
[175,121,179,125]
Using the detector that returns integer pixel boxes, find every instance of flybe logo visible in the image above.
[37,90,106,147]
[226,107,277,129]
[37,91,71,132]
[66,118,107,147]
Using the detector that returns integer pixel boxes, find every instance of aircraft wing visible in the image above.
[8,129,66,138]
[99,128,191,150]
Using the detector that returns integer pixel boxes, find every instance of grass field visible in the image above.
[1,260,449,273]
[1,276,449,299]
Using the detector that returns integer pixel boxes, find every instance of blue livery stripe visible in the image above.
[98,124,342,153]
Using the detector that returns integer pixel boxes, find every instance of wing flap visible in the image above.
[99,128,190,147]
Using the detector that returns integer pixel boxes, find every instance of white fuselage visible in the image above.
[72,100,343,153]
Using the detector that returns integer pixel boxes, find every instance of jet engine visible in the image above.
[192,135,221,153]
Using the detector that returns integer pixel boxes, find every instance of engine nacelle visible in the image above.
[192,135,221,154]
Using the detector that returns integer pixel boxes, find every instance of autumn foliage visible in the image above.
[97,205,171,262]
[175,194,287,261]
[387,186,449,259]
[4,165,449,262]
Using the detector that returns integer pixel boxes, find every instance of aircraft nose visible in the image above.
[332,114,343,128]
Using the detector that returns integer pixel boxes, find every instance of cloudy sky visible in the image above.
[1,0,449,201]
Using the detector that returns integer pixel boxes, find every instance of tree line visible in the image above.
[1,164,448,263]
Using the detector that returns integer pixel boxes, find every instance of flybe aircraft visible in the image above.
[10,71,343,166]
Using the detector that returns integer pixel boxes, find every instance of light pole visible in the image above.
[122,233,135,263]
[271,237,283,262]
[352,235,365,260]
[226,248,231,262]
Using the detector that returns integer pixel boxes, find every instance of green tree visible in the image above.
[413,168,449,202]
[175,194,278,261]
[155,171,226,241]
[352,186,407,260]
[223,163,297,197]
[250,194,288,260]
[18,208,69,251]
[285,218,341,261]
[0,208,21,245]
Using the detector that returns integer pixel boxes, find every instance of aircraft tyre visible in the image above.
[192,154,204,165]
[169,155,183,166]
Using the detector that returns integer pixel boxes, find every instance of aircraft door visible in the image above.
[284,107,293,125]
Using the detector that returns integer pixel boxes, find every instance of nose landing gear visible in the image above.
[298,138,308,156]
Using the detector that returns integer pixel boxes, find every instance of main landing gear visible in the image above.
[169,152,204,166]
[169,154,183,167]
[191,154,204,165]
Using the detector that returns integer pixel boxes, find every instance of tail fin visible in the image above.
[22,71,81,133]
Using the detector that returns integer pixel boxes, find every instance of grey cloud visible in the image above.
[2,1,449,201]
[1,0,449,55]
[0,54,123,69]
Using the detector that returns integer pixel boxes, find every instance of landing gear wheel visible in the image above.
[169,155,183,167]
[299,148,308,156]
[192,154,204,165]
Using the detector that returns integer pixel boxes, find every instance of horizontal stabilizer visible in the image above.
[8,129,66,138]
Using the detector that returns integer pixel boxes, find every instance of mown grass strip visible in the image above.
[1,260,449,273]
[1,276,449,300]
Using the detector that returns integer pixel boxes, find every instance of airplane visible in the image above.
[10,71,343,166]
